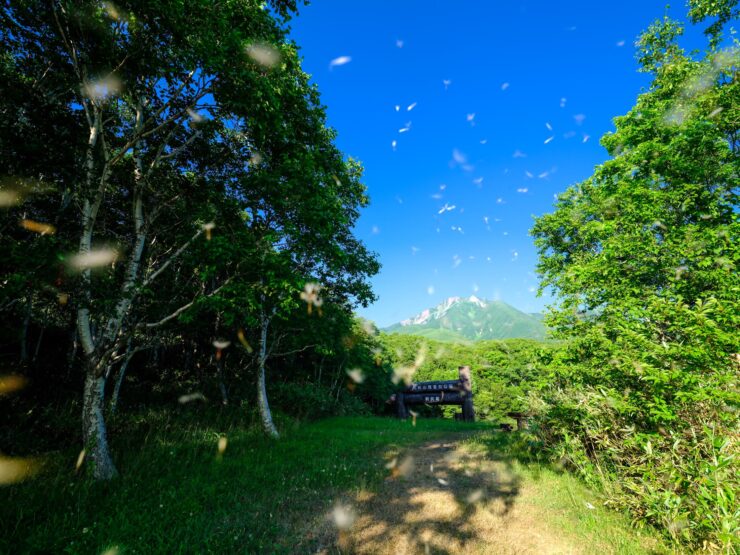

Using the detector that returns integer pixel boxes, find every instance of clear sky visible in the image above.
[288,1,706,328]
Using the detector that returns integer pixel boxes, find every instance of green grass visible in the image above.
[462,433,673,554]
[1,412,670,554]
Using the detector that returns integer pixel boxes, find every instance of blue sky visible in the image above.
[288,1,707,327]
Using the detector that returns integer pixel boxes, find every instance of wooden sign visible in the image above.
[390,366,475,422]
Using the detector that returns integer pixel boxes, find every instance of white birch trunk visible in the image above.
[82,371,117,479]
[257,315,279,438]
[76,108,118,479]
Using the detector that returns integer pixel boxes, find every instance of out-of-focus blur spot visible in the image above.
[0,455,39,485]
[300,282,323,315]
[202,222,215,240]
[329,56,352,69]
[213,339,230,361]
[101,1,125,22]
[346,368,364,384]
[0,375,26,396]
[409,409,418,427]
[331,501,356,530]
[67,249,119,271]
[388,455,414,479]
[75,449,86,471]
[178,392,206,404]
[217,436,228,455]
[83,75,122,102]
[246,43,281,68]
[0,189,21,207]
[466,488,484,504]
[237,328,253,353]
[20,219,56,235]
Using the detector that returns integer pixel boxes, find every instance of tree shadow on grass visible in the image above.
[311,431,536,555]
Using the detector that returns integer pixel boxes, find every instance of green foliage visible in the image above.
[531,5,739,550]
[379,333,557,422]
[269,382,370,420]
[0,415,669,554]
[384,299,547,341]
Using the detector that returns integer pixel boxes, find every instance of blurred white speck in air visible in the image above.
[329,55,352,69]
[68,249,119,271]
[186,108,204,123]
[346,368,365,383]
[452,149,467,164]
[427,285,435,295]
[501,82,510,90]
[178,392,207,404]
[466,489,484,504]
[332,502,356,530]
[245,43,281,67]
[0,189,21,207]
[83,75,122,101]
[443,79,452,90]
[708,107,724,118]
[407,102,417,111]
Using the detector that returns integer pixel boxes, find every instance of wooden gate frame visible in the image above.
[389,365,475,422]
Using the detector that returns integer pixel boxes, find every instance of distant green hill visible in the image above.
[383,296,547,342]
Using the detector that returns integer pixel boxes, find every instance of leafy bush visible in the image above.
[530,5,740,550]
[269,382,370,421]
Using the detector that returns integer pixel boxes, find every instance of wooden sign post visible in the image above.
[389,365,475,422]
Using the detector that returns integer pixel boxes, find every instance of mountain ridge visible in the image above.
[383,295,547,342]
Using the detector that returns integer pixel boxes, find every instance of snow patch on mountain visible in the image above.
[400,295,487,327]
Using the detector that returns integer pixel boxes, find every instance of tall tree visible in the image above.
[1,0,378,477]
[531,3,738,548]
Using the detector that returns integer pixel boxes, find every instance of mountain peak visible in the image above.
[385,296,546,342]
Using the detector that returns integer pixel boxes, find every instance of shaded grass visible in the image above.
[1,410,485,553]
[1,412,671,554]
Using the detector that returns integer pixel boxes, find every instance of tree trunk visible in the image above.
[257,315,279,438]
[82,370,117,479]
[66,328,78,380]
[32,323,45,363]
[110,340,133,415]
[218,357,229,406]
[20,297,31,362]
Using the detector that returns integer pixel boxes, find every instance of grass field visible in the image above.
[1,412,672,554]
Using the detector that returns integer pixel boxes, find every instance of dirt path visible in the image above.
[312,434,664,555]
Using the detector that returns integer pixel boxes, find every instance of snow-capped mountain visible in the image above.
[385,296,546,342]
